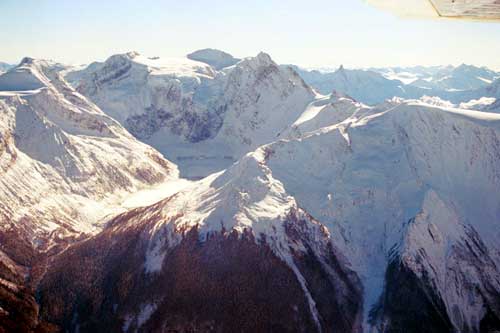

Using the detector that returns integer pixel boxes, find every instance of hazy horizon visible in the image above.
[1,0,500,70]
[2,49,499,73]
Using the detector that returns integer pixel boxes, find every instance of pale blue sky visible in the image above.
[1,0,499,69]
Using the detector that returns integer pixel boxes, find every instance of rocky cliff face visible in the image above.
[371,191,500,332]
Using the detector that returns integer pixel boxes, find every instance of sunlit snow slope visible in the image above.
[0,57,177,251]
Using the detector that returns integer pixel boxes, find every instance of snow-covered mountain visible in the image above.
[435,78,500,105]
[369,65,448,85]
[372,64,500,92]
[0,57,181,332]
[70,50,314,179]
[294,64,500,106]
[289,65,434,105]
[37,96,500,332]
[412,64,499,91]
[1,50,500,332]
[187,48,240,70]
[0,56,178,271]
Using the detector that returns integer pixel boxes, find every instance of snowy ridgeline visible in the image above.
[51,49,499,180]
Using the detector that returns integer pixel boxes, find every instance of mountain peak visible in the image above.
[126,51,140,58]
[105,52,137,65]
[187,48,240,70]
[334,65,347,78]
[239,52,275,69]
[256,51,272,62]
[454,63,474,71]
[17,57,64,69]
[0,57,55,91]
[19,57,36,66]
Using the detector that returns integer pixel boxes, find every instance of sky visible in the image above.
[1,0,499,70]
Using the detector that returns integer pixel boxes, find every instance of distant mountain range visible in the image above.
[289,64,500,105]
[371,64,500,91]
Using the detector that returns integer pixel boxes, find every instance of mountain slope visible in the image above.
[39,152,364,332]
[444,78,500,104]
[38,99,500,332]
[259,100,500,332]
[371,190,500,332]
[0,57,177,255]
[0,57,180,331]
